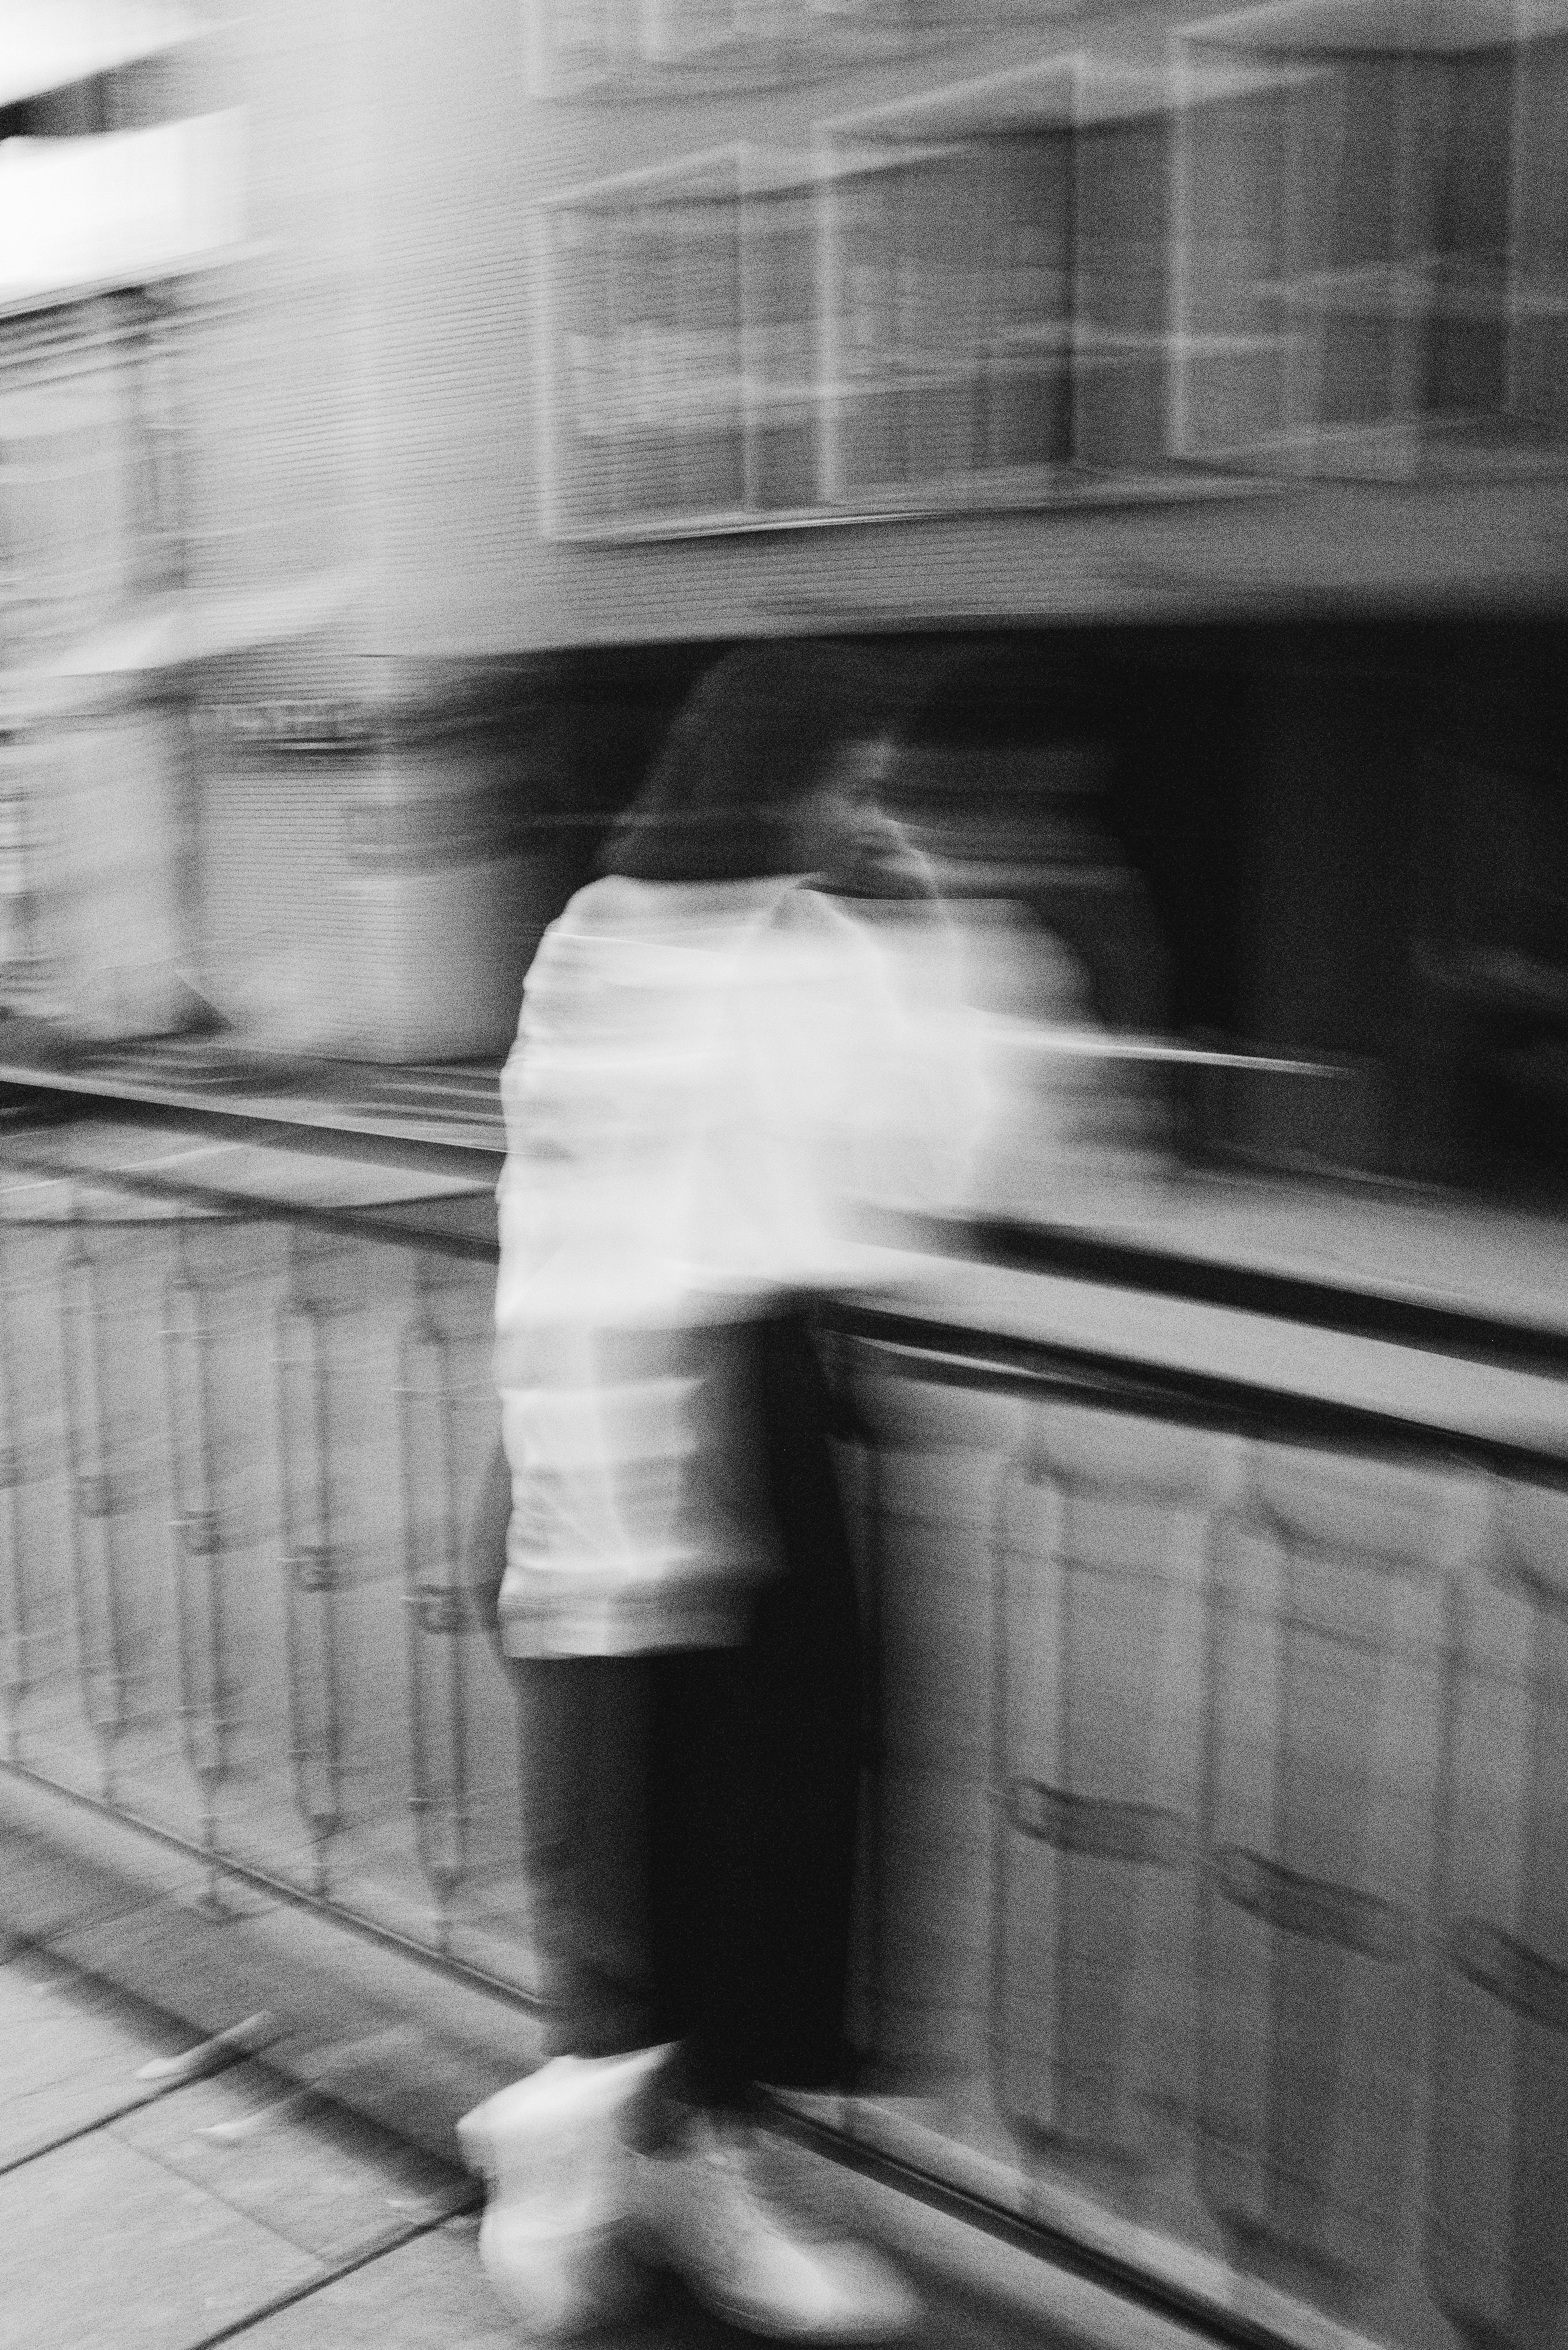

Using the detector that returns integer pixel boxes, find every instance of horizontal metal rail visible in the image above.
[0,1082,504,1183]
[823,1300,1568,1486]
[909,1212,1568,1381]
[6,1071,1568,1376]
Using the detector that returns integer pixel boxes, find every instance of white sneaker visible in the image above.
[626,2108,919,2342]
[458,2047,669,2338]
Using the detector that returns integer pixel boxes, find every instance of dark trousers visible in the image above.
[476,1315,862,2099]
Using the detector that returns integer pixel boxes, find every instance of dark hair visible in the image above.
[599,641,901,886]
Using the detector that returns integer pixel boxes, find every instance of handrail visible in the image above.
[909,1212,1568,1380]
[824,1299,1568,1486]
[4,1067,1567,1374]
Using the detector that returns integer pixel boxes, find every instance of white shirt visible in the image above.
[492,872,984,1654]
[495,874,978,1352]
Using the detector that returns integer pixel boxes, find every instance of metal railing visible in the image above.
[0,1179,524,1998]
[809,1306,1568,2350]
[1,1146,1566,2350]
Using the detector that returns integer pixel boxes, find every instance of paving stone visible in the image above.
[113,2060,470,2262]
[0,1945,188,2164]
[0,1941,180,2041]
[233,2213,749,2349]
[224,2218,519,2349]
[0,2129,321,2350]
[41,1878,535,2164]
[0,1845,1084,2350]
[239,2203,1036,2350]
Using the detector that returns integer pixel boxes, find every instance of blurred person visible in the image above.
[460,643,984,2341]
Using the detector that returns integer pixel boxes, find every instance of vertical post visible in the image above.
[274,1242,347,1898]
[58,1215,128,1804]
[161,1225,234,1916]
[0,1227,27,1762]
[398,1263,473,1954]
[1427,1501,1568,2350]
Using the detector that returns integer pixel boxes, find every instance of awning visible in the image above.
[0,0,208,108]
[0,109,244,305]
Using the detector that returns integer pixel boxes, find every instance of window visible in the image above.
[524,0,1076,100]
[822,82,1076,507]
[543,59,1242,539]
[822,58,1191,507]
[1508,5,1568,441]
[1172,0,1568,475]
[544,147,825,535]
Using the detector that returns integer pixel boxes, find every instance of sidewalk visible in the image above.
[2,1928,1049,2350]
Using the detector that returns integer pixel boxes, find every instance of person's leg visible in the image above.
[466,1427,657,2055]
[629,1585,913,2341]
[641,1310,863,2102]
[514,1653,654,2057]
[741,1310,863,2090]
[616,1318,917,2337]
[472,1310,863,2089]
[642,1642,755,2108]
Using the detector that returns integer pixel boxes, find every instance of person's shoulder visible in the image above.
[548,875,645,932]
[558,875,797,935]
[528,876,675,977]
[760,887,905,1000]
[769,884,862,943]
[518,882,637,1026]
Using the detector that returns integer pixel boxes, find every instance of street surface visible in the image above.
[1,1923,1036,2350]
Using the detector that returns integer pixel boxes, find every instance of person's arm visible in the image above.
[766,884,991,1228]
